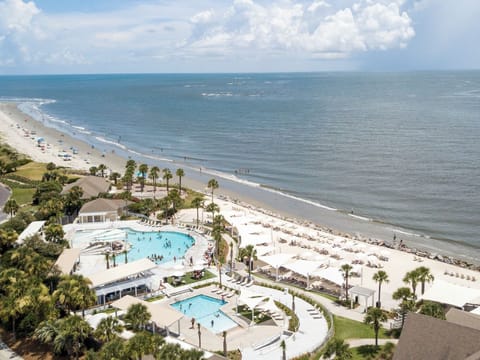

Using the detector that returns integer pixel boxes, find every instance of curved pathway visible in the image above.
[346,338,398,347]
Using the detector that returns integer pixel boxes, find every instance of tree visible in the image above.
[323,339,352,360]
[38,198,64,224]
[138,164,149,192]
[280,339,286,360]
[222,331,227,357]
[364,307,388,347]
[205,202,219,222]
[207,178,219,204]
[163,168,173,194]
[89,166,98,176]
[98,164,107,177]
[340,263,353,302]
[392,287,415,328]
[46,162,57,171]
[403,269,420,299]
[239,244,257,282]
[63,185,83,216]
[126,331,163,360]
[94,337,127,360]
[123,249,128,264]
[3,199,19,219]
[53,275,96,317]
[191,196,204,227]
[109,172,121,185]
[44,223,65,243]
[95,316,123,343]
[124,303,151,332]
[0,229,18,254]
[176,168,185,194]
[419,301,445,319]
[416,266,434,295]
[197,323,201,348]
[168,189,183,215]
[373,270,389,308]
[149,166,160,198]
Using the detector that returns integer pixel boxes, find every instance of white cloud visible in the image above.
[0,0,416,71]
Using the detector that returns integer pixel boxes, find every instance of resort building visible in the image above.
[61,175,110,199]
[16,220,46,244]
[54,248,81,275]
[88,258,158,304]
[77,198,127,223]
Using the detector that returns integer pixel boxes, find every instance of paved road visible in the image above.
[0,183,11,223]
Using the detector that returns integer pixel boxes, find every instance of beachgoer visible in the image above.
[189,303,192,309]
[211,319,214,327]
[191,318,195,328]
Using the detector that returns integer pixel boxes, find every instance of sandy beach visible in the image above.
[2,101,480,312]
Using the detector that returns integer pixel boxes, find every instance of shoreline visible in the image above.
[0,101,479,271]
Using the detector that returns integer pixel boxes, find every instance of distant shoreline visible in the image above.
[1,100,479,268]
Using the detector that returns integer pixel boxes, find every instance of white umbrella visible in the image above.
[193,265,204,272]
[172,271,184,277]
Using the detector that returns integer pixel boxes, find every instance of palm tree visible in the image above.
[222,331,227,357]
[340,263,353,302]
[123,249,128,264]
[109,171,121,185]
[416,266,434,295]
[53,274,96,317]
[163,168,173,193]
[95,316,123,343]
[392,287,415,328]
[364,307,388,347]
[123,167,135,191]
[373,270,389,308]
[191,196,204,227]
[95,337,127,359]
[105,252,110,269]
[89,166,98,176]
[403,269,420,299]
[44,223,65,243]
[323,339,352,360]
[207,178,219,204]
[197,323,202,348]
[420,301,445,319]
[97,164,107,177]
[124,303,151,332]
[3,199,19,219]
[205,202,219,222]
[126,159,136,171]
[138,164,149,192]
[280,339,286,360]
[243,244,257,282]
[149,166,160,198]
[176,168,185,194]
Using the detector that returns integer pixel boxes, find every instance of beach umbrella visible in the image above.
[172,271,184,277]
[193,265,204,272]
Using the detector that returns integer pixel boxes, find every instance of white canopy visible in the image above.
[421,280,480,308]
[282,260,321,278]
[312,267,344,286]
[89,258,156,288]
[259,253,295,269]
[238,289,268,310]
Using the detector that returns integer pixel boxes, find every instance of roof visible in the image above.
[282,259,321,278]
[421,280,480,308]
[17,220,46,244]
[111,295,184,327]
[61,176,110,199]
[89,258,157,288]
[393,312,480,360]
[259,253,295,269]
[447,308,480,331]
[79,198,126,214]
[349,286,375,298]
[54,248,81,274]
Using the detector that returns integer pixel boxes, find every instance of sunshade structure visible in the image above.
[258,253,295,281]
[111,295,184,334]
[421,280,480,309]
[238,289,268,324]
[349,286,375,311]
[89,258,157,303]
[282,260,322,288]
[311,267,344,287]
[54,248,81,275]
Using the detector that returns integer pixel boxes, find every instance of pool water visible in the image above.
[171,295,237,333]
[126,230,195,264]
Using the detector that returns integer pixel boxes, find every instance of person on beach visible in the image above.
[191,318,195,328]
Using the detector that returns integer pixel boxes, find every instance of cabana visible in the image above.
[349,286,375,311]
[89,258,157,304]
[111,295,184,335]
[281,259,322,289]
[421,280,480,309]
[258,253,295,281]
[54,248,81,275]
[312,267,344,287]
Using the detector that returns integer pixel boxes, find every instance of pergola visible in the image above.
[349,286,375,311]
[238,289,268,324]
[281,259,322,289]
[111,295,184,335]
[258,253,295,281]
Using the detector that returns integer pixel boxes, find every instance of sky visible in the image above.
[0,0,479,74]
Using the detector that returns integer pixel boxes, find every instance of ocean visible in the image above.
[1,72,479,262]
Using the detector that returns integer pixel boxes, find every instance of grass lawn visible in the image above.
[11,187,35,205]
[334,316,389,341]
[237,304,272,324]
[15,162,47,181]
[167,270,216,287]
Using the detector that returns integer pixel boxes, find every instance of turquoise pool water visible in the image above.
[126,230,195,264]
[171,295,237,333]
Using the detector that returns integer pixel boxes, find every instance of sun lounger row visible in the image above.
[307,308,323,319]
[444,270,476,281]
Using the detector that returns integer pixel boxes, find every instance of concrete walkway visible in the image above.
[346,338,398,347]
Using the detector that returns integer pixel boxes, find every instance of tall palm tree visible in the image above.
[124,303,151,332]
[95,316,123,343]
[138,164,149,192]
[419,301,445,319]
[197,323,202,348]
[126,159,136,171]
[403,269,420,299]
[176,168,185,194]
[61,315,93,360]
[205,202,219,222]
[207,178,219,204]
[123,168,135,191]
[105,252,110,269]
[244,244,257,282]
[416,266,434,295]
[364,307,388,347]
[44,223,65,243]
[89,166,98,176]
[149,166,160,198]
[53,274,96,317]
[109,172,121,185]
[191,196,204,227]
[3,198,19,219]
[222,331,227,357]
[163,168,173,193]
[373,270,389,308]
[392,287,415,328]
[340,263,353,302]
[97,164,107,177]
[280,339,286,360]
[323,339,352,360]
[95,338,127,360]
[123,249,128,264]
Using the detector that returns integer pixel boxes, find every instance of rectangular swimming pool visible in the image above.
[170,294,237,333]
